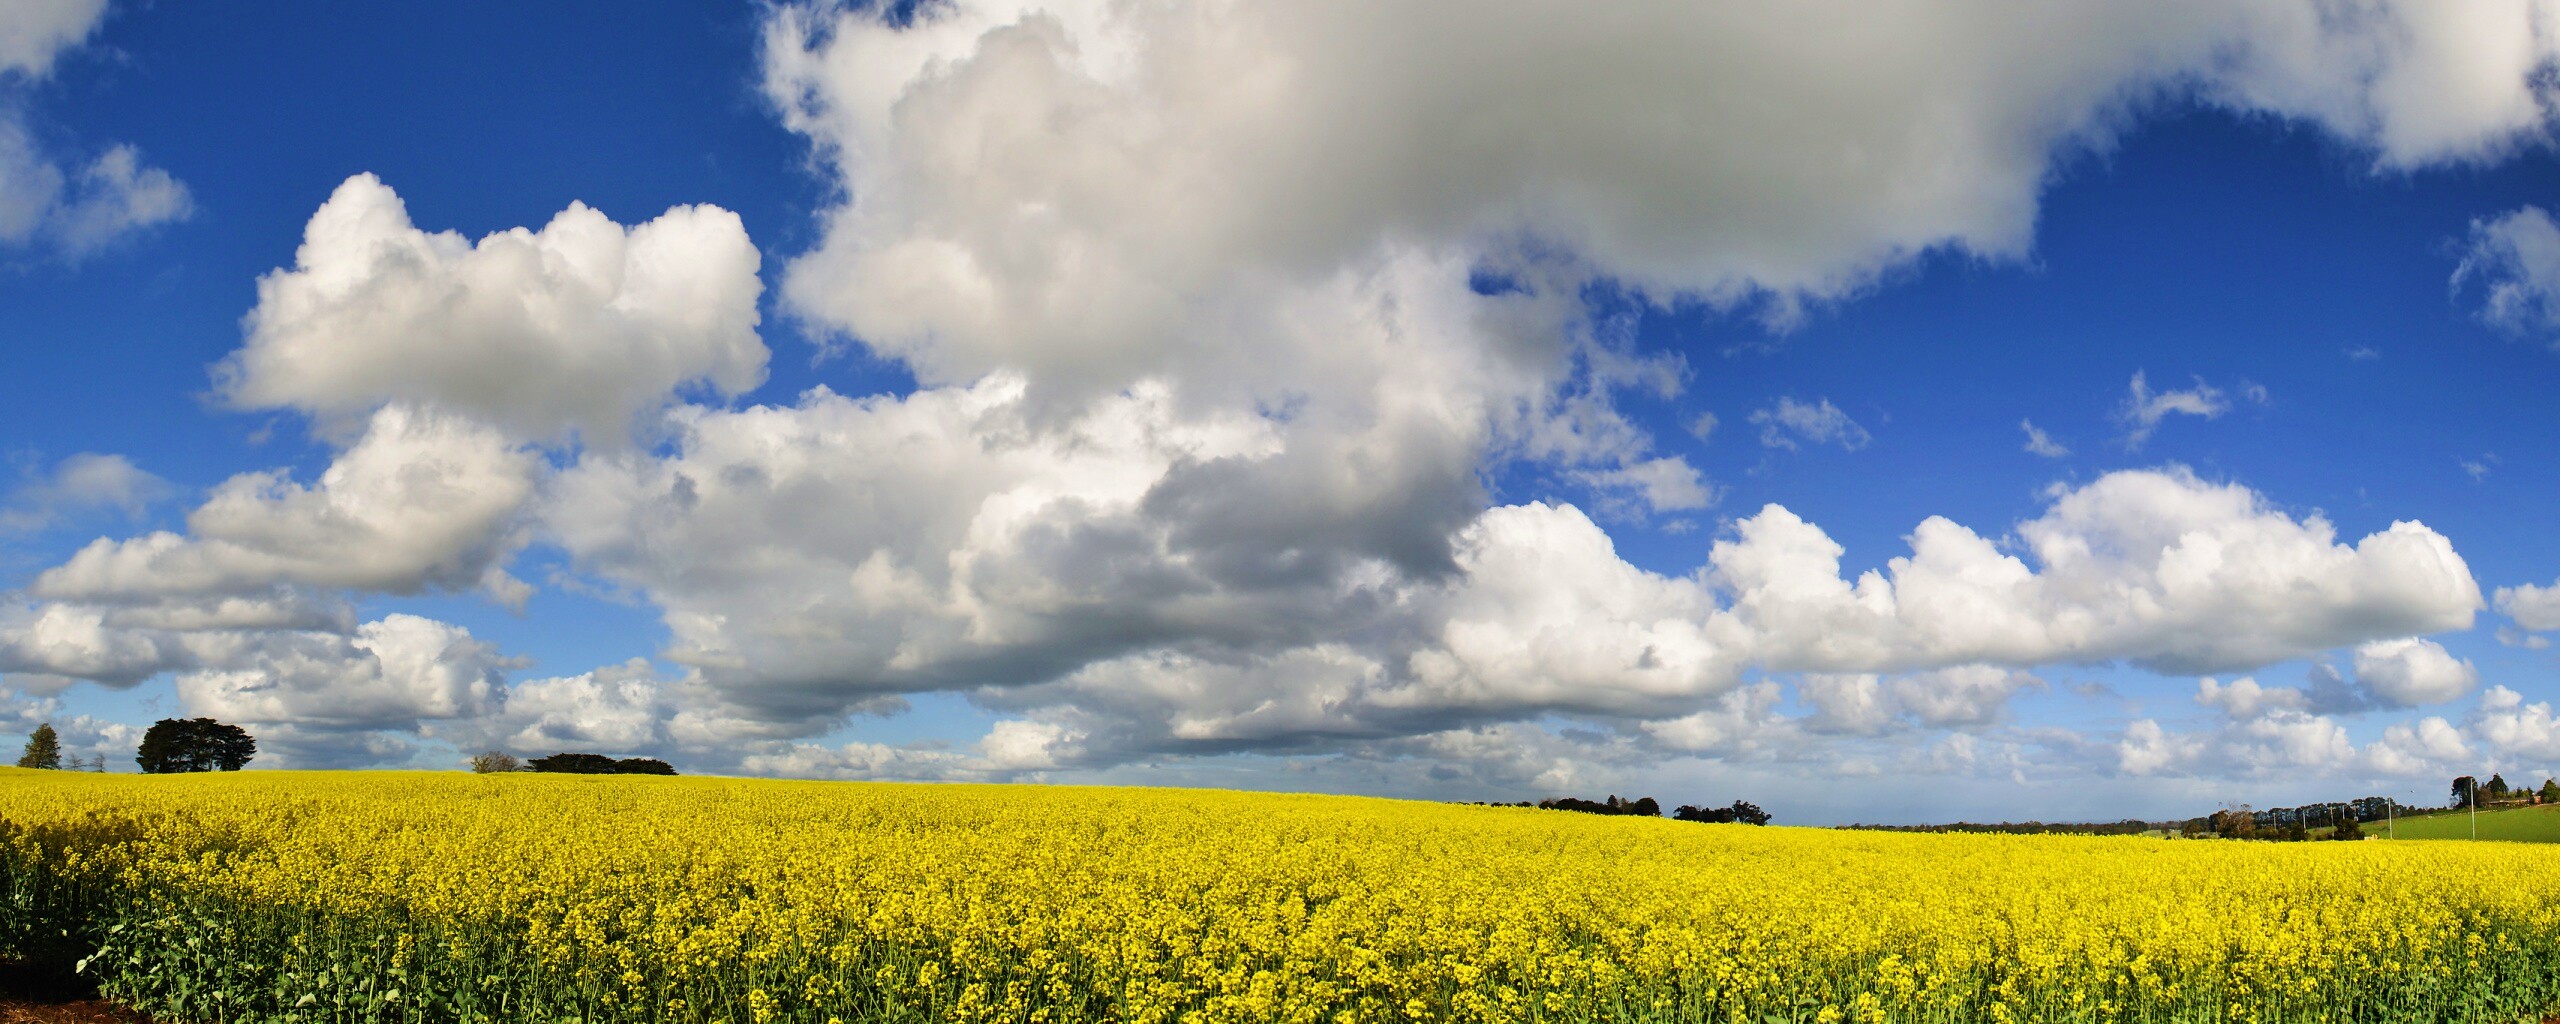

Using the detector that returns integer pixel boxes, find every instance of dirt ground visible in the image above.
[0,963,146,1024]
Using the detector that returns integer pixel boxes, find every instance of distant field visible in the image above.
[2379,802,2560,842]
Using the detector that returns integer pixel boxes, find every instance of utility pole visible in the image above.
[2471,780,2478,841]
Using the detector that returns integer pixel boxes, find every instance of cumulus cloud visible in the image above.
[2116,371,2228,449]
[2195,676,2309,719]
[1752,397,1870,452]
[2455,206,2560,342]
[37,405,539,606]
[1800,666,2031,735]
[765,0,2560,396]
[2472,685,2560,763]
[218,174,766,445]
[2351,637,2477,707]
[176,615,513,733]
[2496,579,2560,632]
[1711,467,2480,677]
[2117,710,2358,778]
[2366,715,2470,776]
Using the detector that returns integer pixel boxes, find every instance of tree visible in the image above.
[2541,778,2559,805]
[468,751,521,774]
[2452,776,2478,808]
[135,718,255,774]
[2211,805,2256,839]
[2488,773,2511,799]
[2332,814,2364,841]
[15,724,60,770]
[1672,800,1770,826]
[527,752,679,775]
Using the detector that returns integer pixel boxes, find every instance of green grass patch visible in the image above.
[2378,803,2560,842]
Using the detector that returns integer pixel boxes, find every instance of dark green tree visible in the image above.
[2452,775,2478,807]
[2488,773,2511,798]
[135,718,255,773]
[2541,778,2559,804]
[15,724,60,770]
[526,752,678,775]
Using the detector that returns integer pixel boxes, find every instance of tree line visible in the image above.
[1467,794,1772,826]
[15,721,678,777]
[469,751,678,775]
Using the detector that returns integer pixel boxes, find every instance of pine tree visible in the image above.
[16,724,61,770]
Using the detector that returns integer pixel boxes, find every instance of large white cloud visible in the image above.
[764,0,2560,399]
[0,0,105,79]
[2350,637,2478,707]
[218,174,767,445]
[1711,468,2480,676]
[36,405,539,605]
[176,614,512,732]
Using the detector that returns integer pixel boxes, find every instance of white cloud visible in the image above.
[2472,685,2560,762]
[0,0,106,79]
[1800,665,2031,734]
[1752,397,1871,452]
[765,0,2560,396]
[2116,371,2228,449]
[0,122,188,261]
[2,4,191,257]
[2455,206,2560,342]
[218,174,767,445]
[1571,456,1715,514]
[2351,637,2477,707]
[1712,467,2480,676]
[2366,715,2469,776]
[176,614,512,733]
[2020,419,2069,458]
[2195,676,2308,719]
[2117,709,2359,778]
[0,452,170,531]
[36,405,539,605]
[2495,579,2560,632]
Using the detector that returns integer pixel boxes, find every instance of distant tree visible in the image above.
[2332,815,2364,841]
[15,724,60,770]
[528,752,623,774]
[2210,805,2256,839]
[2488,773,2511,799]
[468,751,521,774]
[2452,776,2479,808]
[2283,817,2309,842]
[2542,779,2560,805]
[1672,800,1770,826]
[134,718,255,774]
[526,752,678,776]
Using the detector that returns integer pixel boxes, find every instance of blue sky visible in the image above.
[6,0,2560,824]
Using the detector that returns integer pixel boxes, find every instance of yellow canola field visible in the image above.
[3,769,2559,1024]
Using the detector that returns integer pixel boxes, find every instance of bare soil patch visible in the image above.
[0,962,147,1024]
